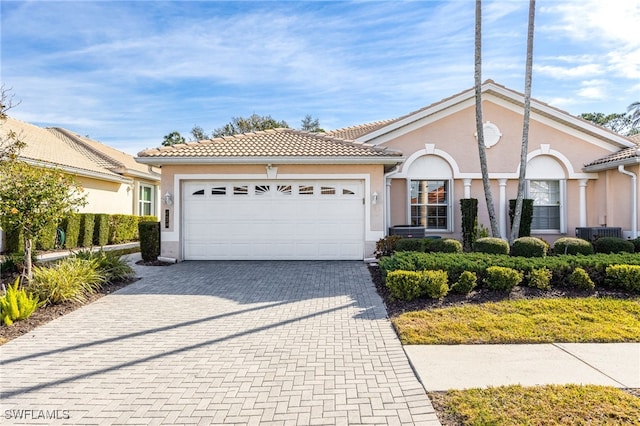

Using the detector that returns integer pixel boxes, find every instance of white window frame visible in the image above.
[408,179,452,232]
[527,179,566,233]
[138,183,155,216]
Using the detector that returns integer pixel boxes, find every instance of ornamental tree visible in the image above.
[0,161,86,282]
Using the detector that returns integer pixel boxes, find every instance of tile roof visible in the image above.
[325,120,396,140]
[137,128,402,159]
[3,116,158,181]
[585,134,640,169]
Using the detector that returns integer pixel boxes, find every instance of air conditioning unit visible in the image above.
[575,227,622,242]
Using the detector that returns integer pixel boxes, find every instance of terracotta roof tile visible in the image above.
[325,120,396,140]
[585,145,640,167]
[137,128,402,158]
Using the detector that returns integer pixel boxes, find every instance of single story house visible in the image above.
[1,116,161,251]
[136,80,639,261]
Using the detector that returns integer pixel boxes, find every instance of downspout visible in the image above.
[618,165,638,238]
[384,165,401,235]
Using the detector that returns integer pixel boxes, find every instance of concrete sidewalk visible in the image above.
[405,343,640,391]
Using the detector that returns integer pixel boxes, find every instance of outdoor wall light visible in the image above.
[372,191,378,205]
[163,191,173,206]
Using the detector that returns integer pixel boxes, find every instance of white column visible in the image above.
[463,178,472,198]
[579,179,588,227]
[406,179,412,225]
[499,179,507,239]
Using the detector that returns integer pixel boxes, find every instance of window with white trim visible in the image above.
[410,180,449,230]
[138,184,155,216]
[528,180,561,231]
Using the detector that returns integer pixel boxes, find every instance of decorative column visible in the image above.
[579,179,588,227]
[499,179,507,239]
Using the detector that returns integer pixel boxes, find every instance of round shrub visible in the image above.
[568,267,595,290]
[510,237,549,257]
[527,267,552,290]
[473,237,510,255]
[593,237,635,254]
[428,238,463,253]
[484,266,523,292]
[605,265,640,293]
[385,270,422,301]
[552,237,594,255]
[451,271,477,294]
[419,270,449,299]
[395,238,426,252]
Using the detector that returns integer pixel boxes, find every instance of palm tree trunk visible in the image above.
[510,0,536,243]
[475,0,500,238]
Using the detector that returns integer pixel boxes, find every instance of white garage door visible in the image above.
[183,180,365,260]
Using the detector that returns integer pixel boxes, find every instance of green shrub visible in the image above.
[451,271,477,294]
[508,199,534,237]
[109,214,139,244]
[79,213,95,247]
[420,270,449,299]
[385,270,423,301]
[3,222,23,254]
[139,221,160,262]
[395,238,426,252]
[593,237,635,254]
[93,214,110,246]
[375,235,403,258]
[62,213,81,249]
[428,238,463,253]
[568,267,595,290]
[460,198,478,251]
[31,257,105,304]
[0,278,43,326]
[553,237,594,255]
[72,249,134,284]
[484,266,523,292]
[631,237,640,253]
[527,267,552,290]
[473,237,510,255]
[0,254,22,274]
[605,265,640,292]
[510,237,548,258]
[36,221,58,251]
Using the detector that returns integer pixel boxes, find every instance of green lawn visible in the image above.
[430,384,640,425]
[393,297,640,344]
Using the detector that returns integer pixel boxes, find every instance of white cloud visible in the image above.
[535,63,604,79]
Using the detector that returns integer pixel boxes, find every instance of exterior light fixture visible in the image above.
[163,192,173,206]
[372,192,378,205]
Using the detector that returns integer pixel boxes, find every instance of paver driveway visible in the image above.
[1,261,440,425]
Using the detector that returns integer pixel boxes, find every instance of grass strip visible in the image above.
[393,298,640,344]
[430,384,640,425]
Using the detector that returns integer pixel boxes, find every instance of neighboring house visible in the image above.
[136,80,639,261]
[0,117,161,251]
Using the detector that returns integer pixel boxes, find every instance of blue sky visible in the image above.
[2,0,639,155]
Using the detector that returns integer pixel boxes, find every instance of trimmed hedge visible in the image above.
[62,214,81,249]
[139,221,160,262]
[484,266,523,291]
[593,237,635,254]
[510,237,549,258]
[109,214,139,244]
[379,251,640,290]
[385,269,448,301]
[473,237,510,255]
[395,238,427,252]
[79,213,95,247]
[428,238,463,253]
[553,237,594,255]
[605,265,640,292]
[93,214,110,246]
[36,221,58,251]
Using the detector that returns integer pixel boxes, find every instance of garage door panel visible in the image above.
[183,180,365,260]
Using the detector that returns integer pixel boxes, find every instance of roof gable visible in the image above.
[353,80,636,151]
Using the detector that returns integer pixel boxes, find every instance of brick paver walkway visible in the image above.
[1,261,440,425]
